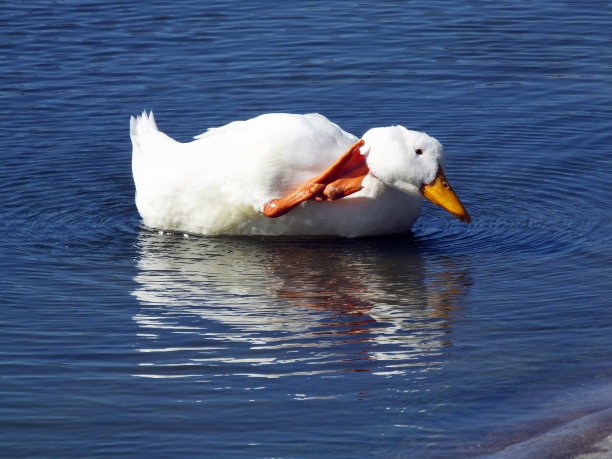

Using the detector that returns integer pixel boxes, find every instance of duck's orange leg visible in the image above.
[263,139,369,218]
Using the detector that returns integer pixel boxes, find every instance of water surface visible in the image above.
[2,1,612,457]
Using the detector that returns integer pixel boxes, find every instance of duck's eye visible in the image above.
[415,148,423,155]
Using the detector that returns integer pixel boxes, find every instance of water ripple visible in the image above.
[1,153,138,257]
[413,147,612,258]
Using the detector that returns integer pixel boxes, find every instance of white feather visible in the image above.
[130,112,448,237]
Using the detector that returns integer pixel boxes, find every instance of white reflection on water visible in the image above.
[132,231,470,380]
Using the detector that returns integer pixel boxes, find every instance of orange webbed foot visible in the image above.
[263,139,369,218]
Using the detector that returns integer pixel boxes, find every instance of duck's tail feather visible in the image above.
[130,110,160,149]
[130,110,180,164]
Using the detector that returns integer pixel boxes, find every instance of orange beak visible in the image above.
[421,167,471,223]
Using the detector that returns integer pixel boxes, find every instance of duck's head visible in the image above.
[362,126,471,223]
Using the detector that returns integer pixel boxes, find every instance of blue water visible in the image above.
[2,1,612,457]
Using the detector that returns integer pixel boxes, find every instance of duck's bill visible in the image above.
[421,167,471,223]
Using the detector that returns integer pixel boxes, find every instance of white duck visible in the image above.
[130,112,470,237]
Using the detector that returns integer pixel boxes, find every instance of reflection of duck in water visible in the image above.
[131,112,470,237]
[132,234,471,376]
